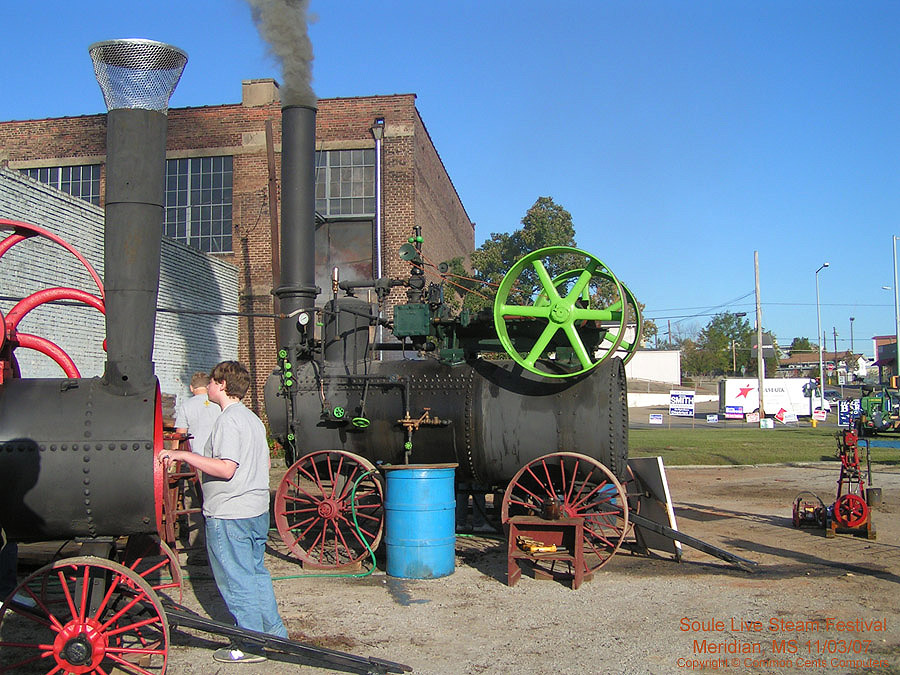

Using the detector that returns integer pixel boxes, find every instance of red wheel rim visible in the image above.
[0,556,168,674]
[502,452,628,576]
[122,534,183,604]
[0,219,105,379]
[275,450,384,568]
[835,493,868,529]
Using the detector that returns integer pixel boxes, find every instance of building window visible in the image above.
[20,165,101,205]
[164,156,233,253]
[315,149,375,217]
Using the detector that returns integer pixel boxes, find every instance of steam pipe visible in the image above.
[274,105,319,350]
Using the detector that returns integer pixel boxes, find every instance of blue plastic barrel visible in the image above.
[384,464,457,579]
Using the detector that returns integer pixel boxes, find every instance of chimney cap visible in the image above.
[89,38,188,113]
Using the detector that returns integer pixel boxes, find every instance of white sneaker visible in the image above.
[212,648,266,664]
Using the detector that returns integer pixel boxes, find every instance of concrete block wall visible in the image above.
[0,167,238,405]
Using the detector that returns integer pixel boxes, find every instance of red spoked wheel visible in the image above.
[834,493,869,529]
[0,556,168,674]
[122,534,183,604]
[0,219,105,381]
[274,450,384,569]
[502,452,628,576]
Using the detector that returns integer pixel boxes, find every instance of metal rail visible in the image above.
[163,600,412,674]
[629,512,759,572]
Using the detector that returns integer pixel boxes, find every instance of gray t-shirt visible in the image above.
[200,401,270,520]
[174,393,220,454]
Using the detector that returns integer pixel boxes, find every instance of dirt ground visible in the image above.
[149,461,900,675]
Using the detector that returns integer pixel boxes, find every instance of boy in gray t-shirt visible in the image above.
[160,361,287,664]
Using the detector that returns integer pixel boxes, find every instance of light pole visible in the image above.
[815,262,829,411]
[849,316,855,354]
[894,236,900,380]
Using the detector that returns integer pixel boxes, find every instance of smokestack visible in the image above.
[89,39,187,394]
[247,0,319,348]
[275,104,318,349]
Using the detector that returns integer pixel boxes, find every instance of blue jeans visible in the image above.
[205,512,287,638]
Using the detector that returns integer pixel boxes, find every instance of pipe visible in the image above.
[102,107,167,393]
[274,105,319,350]
[88,39,187,395]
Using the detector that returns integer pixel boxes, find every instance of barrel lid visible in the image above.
[381,463,458,470]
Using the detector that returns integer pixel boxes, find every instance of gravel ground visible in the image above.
[158,462,900,675]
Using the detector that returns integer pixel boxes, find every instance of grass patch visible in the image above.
[628,427,900,466]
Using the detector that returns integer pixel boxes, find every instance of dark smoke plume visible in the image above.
[245,0,316,106]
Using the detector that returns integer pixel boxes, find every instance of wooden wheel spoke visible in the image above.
[503,452,627,580]
[276,451,384,567]
[106,650,165,675]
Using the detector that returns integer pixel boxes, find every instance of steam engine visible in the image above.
[265,106,636,491]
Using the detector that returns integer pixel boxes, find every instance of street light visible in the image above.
[849,316,855,354]
[815,262,829,411]
[893,236,900,380]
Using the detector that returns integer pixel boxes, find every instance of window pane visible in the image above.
[317,149,375,217]
[163,155,233,252]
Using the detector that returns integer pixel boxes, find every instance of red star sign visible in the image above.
[736,386,754,398]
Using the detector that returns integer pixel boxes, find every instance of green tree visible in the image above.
[681,312,754,376]
[446,196,656,345]
[788,337,816,356]
[461,196,577,312]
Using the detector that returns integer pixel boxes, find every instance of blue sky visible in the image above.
[2,1,898,357]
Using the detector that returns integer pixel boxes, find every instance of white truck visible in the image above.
[718,378,830,420]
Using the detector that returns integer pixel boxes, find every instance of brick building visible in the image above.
[0,166,239,406]
[0,81,475,412]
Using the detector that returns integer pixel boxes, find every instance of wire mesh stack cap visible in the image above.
[89,39,187,113]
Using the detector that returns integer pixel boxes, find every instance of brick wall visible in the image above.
[0,167,238,407]
[0,87,474,412]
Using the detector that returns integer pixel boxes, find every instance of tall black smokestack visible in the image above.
[276,105,318,349]
[89,39,187,394]
[246,0,318,348]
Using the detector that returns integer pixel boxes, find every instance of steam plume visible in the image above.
[245,0,316,106]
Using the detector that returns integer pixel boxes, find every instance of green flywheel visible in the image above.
[493,246,632,378]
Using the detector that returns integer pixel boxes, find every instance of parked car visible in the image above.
[824,389,842,403]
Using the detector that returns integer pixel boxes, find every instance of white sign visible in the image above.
[812,410,828,422]
[724,405,743,420]
[706,414,719,424]
[669,390,696,418]
[649,414,664,425]
[746,412,760,424]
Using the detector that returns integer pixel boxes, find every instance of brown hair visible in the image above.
[190,371,210,389]
[209,361,251,399]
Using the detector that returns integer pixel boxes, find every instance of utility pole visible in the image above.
[755,251,765,420]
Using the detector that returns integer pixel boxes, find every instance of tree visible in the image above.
[447,196,657,345]
[788,337,817,356]
[681,312,754,376]
[460,196,577,312]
